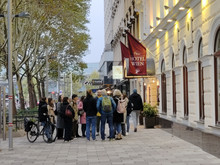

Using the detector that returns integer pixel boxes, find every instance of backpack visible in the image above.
[117,98,126,113]
[102,96,112,112]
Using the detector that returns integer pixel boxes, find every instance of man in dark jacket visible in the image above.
[38,97,52,142]
[83,89,97,141]
[38,97,48,122]
[128,89,143,132]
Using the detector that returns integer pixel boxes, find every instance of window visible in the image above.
[214,27,220,124]
[172,54,176,115]
[161,59,167,114]
[183,46,189,117]
[198,38,205,121]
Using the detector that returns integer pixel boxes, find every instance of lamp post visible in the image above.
[4,0,30,150]
[7,0,13,150]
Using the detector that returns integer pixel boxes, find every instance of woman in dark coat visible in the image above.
[61,97,74,142]
[57,95,64,139]
[113,89,124,140]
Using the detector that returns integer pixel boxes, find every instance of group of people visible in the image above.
[38,88,143,142]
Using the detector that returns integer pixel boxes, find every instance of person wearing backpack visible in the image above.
[61,97,74,142]
[97,89,116,141]
[128,89,143,132]
[112,89,124,140]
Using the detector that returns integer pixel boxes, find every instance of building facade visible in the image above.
[105,0,220,137]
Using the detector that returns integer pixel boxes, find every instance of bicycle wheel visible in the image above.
[27,123,38,143]
[51,124,57,142]
[43,123,57,143]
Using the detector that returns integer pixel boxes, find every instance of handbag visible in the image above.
[65,106,73,118]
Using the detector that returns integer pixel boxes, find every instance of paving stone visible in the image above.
[0,126,220,165]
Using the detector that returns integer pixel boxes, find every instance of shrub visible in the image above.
[142,103,158,118]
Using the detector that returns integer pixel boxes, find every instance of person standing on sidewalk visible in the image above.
[78,96,86,137]
[47,98,56,124]
[57,95,64,139]
[113,89,124,140]
[70,94,80,139]
[128,89,143,132]
[95,90,102,136]
[122,93,129,136]
[83,90,97,141]
[97,89,116,141]
[61,97,74,142]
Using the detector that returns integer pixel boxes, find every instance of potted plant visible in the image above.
[142,103,158,128]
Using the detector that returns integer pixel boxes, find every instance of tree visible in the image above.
[0,0,91,110]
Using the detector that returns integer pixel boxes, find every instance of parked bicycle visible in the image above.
[24,115,57,143]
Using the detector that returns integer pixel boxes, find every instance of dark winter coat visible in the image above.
[38,101,48,122]
[128,93,143,111]
[113,96,124,123]
[83,95,97,117]
[57,102,64,128]
[60,102,74,120]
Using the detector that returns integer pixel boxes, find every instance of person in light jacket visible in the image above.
[78,96,86,137]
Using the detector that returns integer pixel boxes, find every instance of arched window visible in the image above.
[172,53,176,115]
[183,46,189,117]
[214,27,220,124]
[198,38,204,121]
[161,59,167,114]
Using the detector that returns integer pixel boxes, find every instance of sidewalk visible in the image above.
[0,126,220,165]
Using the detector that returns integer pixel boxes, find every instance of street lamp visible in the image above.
[2,0,30,150]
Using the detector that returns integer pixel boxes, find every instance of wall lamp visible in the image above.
[179,6,189,11]
[158,28,166,32]
[167,18,176,23]
[164,5,170,10]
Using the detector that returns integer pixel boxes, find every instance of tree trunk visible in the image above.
[32,81,37,107]
[12,85,17,116]
[27,70,35,109]
[41,81,45,98]
[16,73,25,110]
[36,78,42,101]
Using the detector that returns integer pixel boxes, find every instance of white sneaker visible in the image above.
[126,132,129,135]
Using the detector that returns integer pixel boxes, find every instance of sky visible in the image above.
[83,0,104,64]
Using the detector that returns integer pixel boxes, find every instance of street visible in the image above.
[0,126,220,165]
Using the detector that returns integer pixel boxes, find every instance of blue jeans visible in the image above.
[114,123,121,134]
[41,121,51,139]
[86,116,96,140]
[101,114,114,140]
[126,115,130,133]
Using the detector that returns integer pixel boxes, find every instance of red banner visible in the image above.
[127,32,147,76]
[120,42,130,66]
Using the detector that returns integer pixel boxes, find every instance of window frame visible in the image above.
[161,59,167,114]
[198,38,205,121]
[183,46,189,117]
[214,27,220,125]
[172,53,176,115]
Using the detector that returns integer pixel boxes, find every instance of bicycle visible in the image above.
[24,115,57,143]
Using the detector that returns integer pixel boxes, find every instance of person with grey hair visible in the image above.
[127,89,143,132]
[97,89,116,141]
